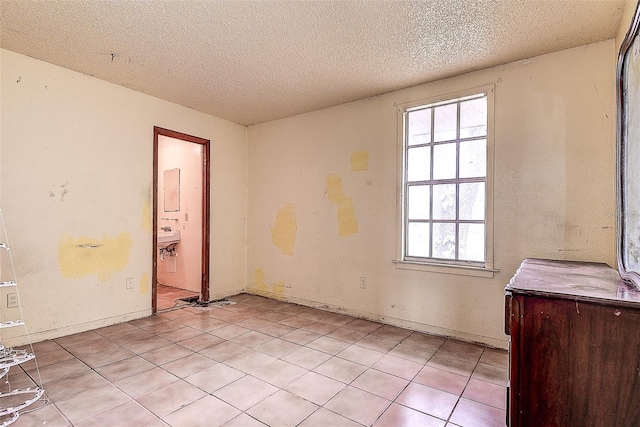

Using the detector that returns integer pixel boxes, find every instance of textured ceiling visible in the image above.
[0,0,625,125]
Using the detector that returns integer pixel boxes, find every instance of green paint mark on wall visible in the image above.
[58,232,132,281]
[325,173,358,236]
[351,150,369,172]
[271,203,297,255]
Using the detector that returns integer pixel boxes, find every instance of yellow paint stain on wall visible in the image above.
[325,174,345,202]
[350,150,369,172]
[141,198,152,233]
[254,268,268,292]
[325,173,358,236]
[271,203,297,256]
[337,197,359,236]
[58,232,132,281]
[139,272,149,295]
[272,280,286,298]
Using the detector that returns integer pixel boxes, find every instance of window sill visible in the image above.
[392,260,498,278]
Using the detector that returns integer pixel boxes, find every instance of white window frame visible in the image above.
[394,85,496,278]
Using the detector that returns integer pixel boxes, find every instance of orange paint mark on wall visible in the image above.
[325,173,358,236]
[350,150,369,172]
[271,203,297,256]
[58,232,132,281]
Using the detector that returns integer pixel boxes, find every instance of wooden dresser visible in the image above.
[505,258,640,427]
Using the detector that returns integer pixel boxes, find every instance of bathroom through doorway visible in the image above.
[152,127,210,313]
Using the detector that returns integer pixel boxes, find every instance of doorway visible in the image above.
[153,127,210,313]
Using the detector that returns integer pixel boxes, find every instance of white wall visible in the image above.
[0,49,247,345]
[247,40,617,348]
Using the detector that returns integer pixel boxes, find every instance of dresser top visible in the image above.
[506,258,640,304]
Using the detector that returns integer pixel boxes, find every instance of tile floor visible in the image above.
[157,284,199,311]
[9,294,508,427]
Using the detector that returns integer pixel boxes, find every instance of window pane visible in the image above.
[432,184,456,220]
[407,223,430,257]
[459,139,486,178]
[408,185,430,220]
[434,103,457,142]
[407,146,431,181]
[459,183,485,220]
[408,109,431,146]
[460,97,487,138]
[459,223,485,261]
[433,222,456,259]
[433,143,456,180]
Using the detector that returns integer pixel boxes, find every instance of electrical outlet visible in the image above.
[360,277,367,289]
[7,293,18,308]
[126,277,134,290]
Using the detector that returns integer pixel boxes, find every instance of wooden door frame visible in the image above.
[152,126,210,312]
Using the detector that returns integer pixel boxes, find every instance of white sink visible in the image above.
[158,230,180,247]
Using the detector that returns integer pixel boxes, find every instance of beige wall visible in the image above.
[0,49,247,344]
[616,1,638,52]
[0,37,620,348]
[247,40,617,348]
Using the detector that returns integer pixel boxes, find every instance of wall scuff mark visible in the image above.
[58,232,132,281]
[350,150,369,172]
[271,203,297,255]
[325,174,358,236]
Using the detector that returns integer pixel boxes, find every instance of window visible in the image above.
[396,86,495,277]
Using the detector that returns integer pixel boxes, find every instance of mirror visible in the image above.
[163,168,180,212]
[618,2,640,287]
